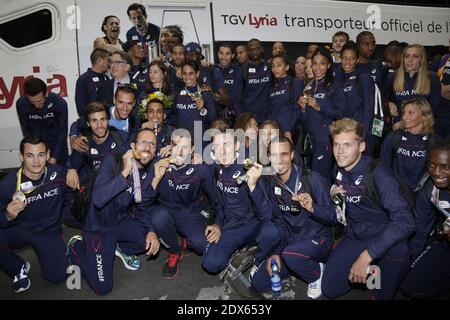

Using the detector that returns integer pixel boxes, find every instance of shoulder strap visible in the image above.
[300,168,312,195]
[242,62,249,96]
[208,65,217,91]
[364,159,384,206]
[288,77,295,105]
[112,153,124,176]
[426,132,437,156]
[391,130,403,163]
[415,172,431,193]
[108,127,125,147]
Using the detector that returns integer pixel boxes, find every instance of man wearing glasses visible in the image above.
[67,128,166,295]
[96,51,133,106]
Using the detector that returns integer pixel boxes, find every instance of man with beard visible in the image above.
[94,15,124,54]
[402,138,450,299]
[69,101,129,186]
[215,42,243,124]
[67,128,165,295]
[65,101,129,228]
[168,44,185,92]
[70,85,141,153]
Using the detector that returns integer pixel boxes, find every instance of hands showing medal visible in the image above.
[7,192,27,222]
[291,193,314,213]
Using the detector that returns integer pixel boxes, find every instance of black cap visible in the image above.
[123,40,140,52]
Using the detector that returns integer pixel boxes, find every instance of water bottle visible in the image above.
[270,259,281,298]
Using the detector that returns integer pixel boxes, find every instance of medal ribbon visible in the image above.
[431,186,450,219]
[132,160,142,203]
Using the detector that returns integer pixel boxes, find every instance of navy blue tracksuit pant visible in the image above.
[150,206,208,255]
[0,225,68,284]
[322,237,410,300]
[401,240,450,299]
[251,238,332,292]
[68,215,146,295]
[201,218,279,274]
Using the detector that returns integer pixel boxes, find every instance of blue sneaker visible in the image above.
[66,235,83,266]
[115,244,141,271]
[12,261,31,293]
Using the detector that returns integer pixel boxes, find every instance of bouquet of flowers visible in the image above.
[138,91,174,119]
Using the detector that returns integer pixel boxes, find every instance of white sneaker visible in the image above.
[307,262,324,300]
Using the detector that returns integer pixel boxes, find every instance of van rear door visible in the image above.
[0,0,78,169]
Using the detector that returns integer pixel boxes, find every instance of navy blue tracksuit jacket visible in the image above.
[336,69,375,139]
[215,163,271,230]
[268,76,303,133]
[267,167,335,255]
[334,155,415,259]
[380,130,433,189]
[83,154,157,233]
[16,93,69,165]
[75,68,109,116]
[241,61,272,122]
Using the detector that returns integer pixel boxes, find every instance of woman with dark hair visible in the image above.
[234,112,259,162]
[137,60,174,111]
[269,55,304,140]
[298,47,345,179]
[336,41,377,156]
[167,61,216,130]
[94,15,123,54]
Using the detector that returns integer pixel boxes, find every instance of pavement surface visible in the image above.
[3,225,444,301]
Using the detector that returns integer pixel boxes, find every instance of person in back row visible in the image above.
[16,77,69,166]
[149,130,216,279]
[298,47,345,180]
[380,97,437,190]
[402,138,450,299]
[201,126,279,275]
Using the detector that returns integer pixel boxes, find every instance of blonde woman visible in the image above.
[387,44,441,125]
[380,97,438,189]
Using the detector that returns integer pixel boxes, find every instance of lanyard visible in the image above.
[431,186,450,219]
[276,165,300,196]
[131,160,142,203]
[334,171,347,226]
[185,85,202,99]
[16,167,48,195]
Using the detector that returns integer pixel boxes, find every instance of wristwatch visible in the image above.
[199,108,208,116]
